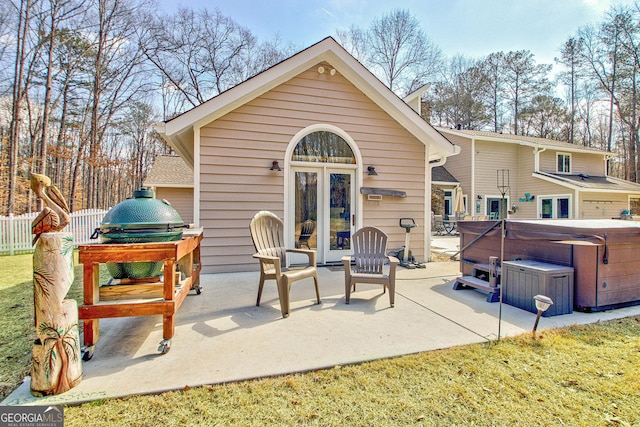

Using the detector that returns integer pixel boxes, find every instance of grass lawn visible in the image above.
[1,253,639,426]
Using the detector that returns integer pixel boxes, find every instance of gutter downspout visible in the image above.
[534,146,546,218]
[533,146,546,173]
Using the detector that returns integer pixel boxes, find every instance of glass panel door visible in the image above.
[292,168,355,264]
[294,171,318,251]
[541,198,553,218]
[328,172,352,259]
[557,198,569,218]
[540,197,569,218]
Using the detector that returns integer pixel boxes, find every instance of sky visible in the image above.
[159,0,635,69]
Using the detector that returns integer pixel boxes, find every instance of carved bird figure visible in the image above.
[31,173,70,245]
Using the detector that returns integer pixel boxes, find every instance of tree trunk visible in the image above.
[37,0,62,177]
[8,0,32,215]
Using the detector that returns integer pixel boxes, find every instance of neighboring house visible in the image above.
[431,166,460,217]
[403,83,431,123]
[155,37,459,274]
[143,155,194,224]
[437,127,640,220]
[403,87,462,219]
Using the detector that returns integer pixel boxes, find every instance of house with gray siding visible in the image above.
[436,127,640,220]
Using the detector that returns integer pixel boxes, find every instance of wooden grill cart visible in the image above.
[78,230,203,359]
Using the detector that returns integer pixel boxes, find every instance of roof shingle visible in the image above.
[144,156,193,187]
[438,127,611,155]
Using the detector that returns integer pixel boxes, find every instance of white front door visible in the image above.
[292,168,355,264]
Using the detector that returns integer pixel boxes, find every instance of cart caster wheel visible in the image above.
[82,346,94,361]
[158,339,171,354]
[195,286,202,295]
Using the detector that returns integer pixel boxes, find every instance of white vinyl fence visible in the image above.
[0,209,109,256]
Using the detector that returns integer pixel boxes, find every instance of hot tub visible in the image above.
[456,219,640,311]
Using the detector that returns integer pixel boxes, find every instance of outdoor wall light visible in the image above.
[367,166,378,176]
[270,160,281,171]
[317,66,336,75]
[532,294,554,337]
[477,195,483,200]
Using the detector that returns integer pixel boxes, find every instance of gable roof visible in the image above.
[402,83,431,116]
[431,166,458,184]
[144,155,193,188]
[438,127,611,156]
[156,37,458,167]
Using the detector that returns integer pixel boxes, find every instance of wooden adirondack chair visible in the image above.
[341,226,399,307]
[249,211,320,318]
[296,219,315,249]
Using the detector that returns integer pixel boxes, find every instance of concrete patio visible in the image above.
[3,236,640,406]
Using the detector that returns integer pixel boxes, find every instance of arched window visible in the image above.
[292,131,355,164]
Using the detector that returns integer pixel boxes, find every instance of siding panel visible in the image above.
[155,188,194,224]
[539,150,604,175]
[198,65,427,273]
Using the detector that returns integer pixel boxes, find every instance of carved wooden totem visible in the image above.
[29,173,82,396]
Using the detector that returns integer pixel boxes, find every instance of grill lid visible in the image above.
[96,187,184,235]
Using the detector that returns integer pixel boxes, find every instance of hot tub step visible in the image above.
[453,276,500,302]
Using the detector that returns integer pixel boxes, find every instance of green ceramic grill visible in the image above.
[96,188,184,280]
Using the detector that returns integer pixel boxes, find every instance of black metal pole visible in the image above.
[497,170,509,341]
[532,310,543,337]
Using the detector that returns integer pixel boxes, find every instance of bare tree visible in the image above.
[335,24,371,67]
[234,35,295,82]
[2,1,285,215]
[0,2,15,92]
[199,8,254,94]
[7,0,36,215]
[575,80,601,148]
[142,7,204,115]
[502,50,552,135]
[49,28,92,190]
[612,5,640,182]
[84,0,153,208]
[34,0,87,176]
[556,37,584,144]
[579,22,620,155]
[520,94,568,139]
[118,101,167,191]
[337,9,442,96]
[476,52,506,132]
[429,55,488,129]
[142,7,275,118]
[578,4,640,180]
